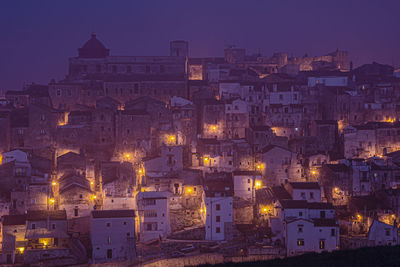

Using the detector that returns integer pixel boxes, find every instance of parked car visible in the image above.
[180,244,196,253]
[171,251,185,258]
[200,244,220,253]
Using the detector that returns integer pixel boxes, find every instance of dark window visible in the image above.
[52,224,56,230]
[320,211,326,218]
[107,223,111,227]
[331,228,335,236]
[32,223,36,230]
[216,204,220,211]
[216,216,220,222]
[297,239,304,246]
[298,225,303,233]
[216,227,221,233]
[299,211,303,216]
[107,249,112,259]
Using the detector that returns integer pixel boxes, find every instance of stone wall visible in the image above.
[139,253,280,267]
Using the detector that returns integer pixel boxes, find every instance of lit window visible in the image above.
[319,239,325,249]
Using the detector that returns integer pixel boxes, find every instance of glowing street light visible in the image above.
[124,153,131,160]
[168,135,176,143]
[49,198,55,204]
[255,181,262,189]
[256,163,264,170]
[51,181,57,186]
[334,187,339,193]
[261,205,272,214]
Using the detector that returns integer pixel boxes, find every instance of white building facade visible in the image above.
[91,210,136,263]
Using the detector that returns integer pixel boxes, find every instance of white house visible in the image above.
[91,210,136,263]
[267,85,301,106]
[2,150,29,164]
[307,73,348,87]
[285,218,339,256]
[285,182,322,203]
[273,199,339,255]
[204,179,233,241]
[232,171,262,201]
[136,191,171,242]
[367,220,399,246]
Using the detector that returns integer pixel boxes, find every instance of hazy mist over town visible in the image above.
[1,1,400,266]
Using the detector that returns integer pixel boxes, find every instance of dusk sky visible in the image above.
[1,0,399,89]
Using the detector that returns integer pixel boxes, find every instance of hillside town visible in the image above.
[1,34,400,265]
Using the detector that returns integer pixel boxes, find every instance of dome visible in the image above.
[78,33,110,58]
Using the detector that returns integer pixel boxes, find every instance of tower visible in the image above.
[170,40,189,57]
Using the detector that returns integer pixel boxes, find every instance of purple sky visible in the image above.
[1,0,399,90]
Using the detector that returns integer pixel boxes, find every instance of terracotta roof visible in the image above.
[271,186,292,200]
[279,200,308,209]
[260,145,290,154]
[325,163,349,172]
[120,109,149,116]
[313,219,338,227]
[204,177,233,197]
[2,214,26,225]
[92,210,135,219]
[308,202,334,210]
[27,210,67,221]
[233,170,261,176]
[198,138,221,145]
[289,182,320,190]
